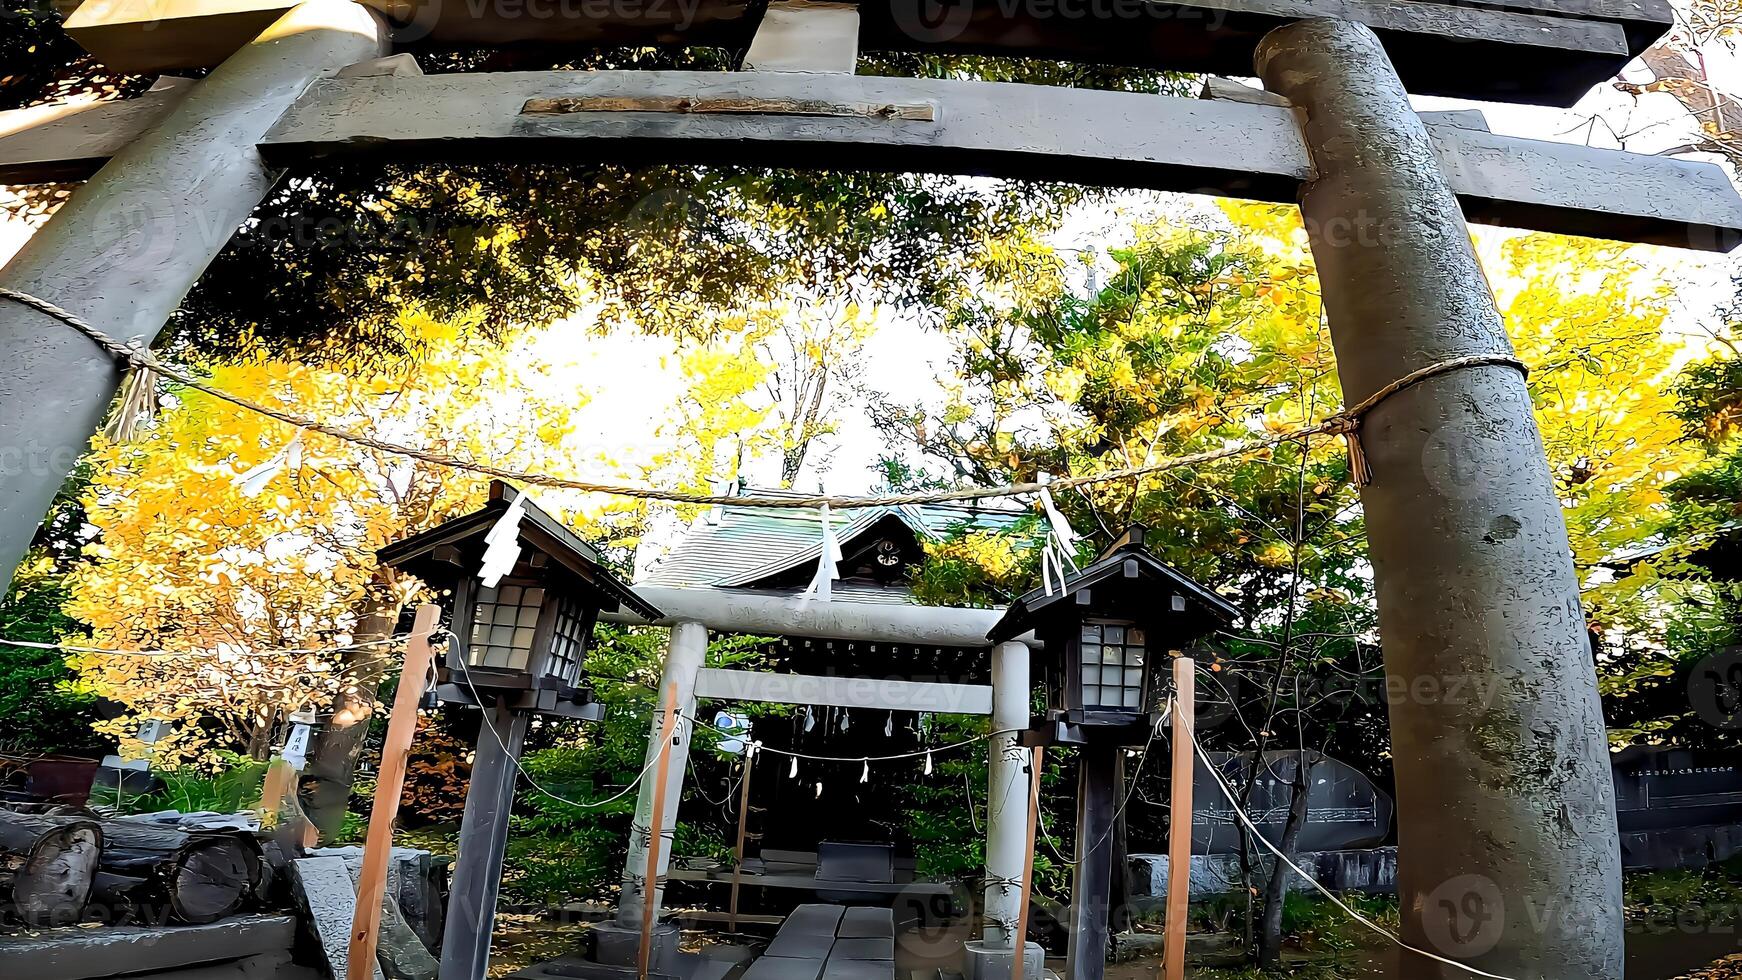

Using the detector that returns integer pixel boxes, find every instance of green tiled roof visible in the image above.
[639,489,1030,603]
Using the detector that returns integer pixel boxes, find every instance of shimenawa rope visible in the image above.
[1,287,1526,503]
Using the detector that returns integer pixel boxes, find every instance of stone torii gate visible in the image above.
[4,2,1742,978]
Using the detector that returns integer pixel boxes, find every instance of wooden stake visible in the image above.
[1012,745,1043,980]
[344,604,440,980]
[639,683,680,980]
[1164,657,1195,980]
[728,746,755,932]
[256,758,293,829]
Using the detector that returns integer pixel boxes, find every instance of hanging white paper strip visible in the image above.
[234,429,306,498]
[281,722,313,771]
[1038,472,1080,596]
[478,494,529,588]
[798,502,844,604]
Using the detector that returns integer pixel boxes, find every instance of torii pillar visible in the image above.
[593,620,707,972]
[964,640,1045,980]
[0,0,388,592]
[1256,21,1621,980]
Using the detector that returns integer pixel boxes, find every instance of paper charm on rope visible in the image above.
[478,494,529,588]
[234,429,305,498]
[280,708,317,771]
[798,502,844,604]
[1038,472,1081,595]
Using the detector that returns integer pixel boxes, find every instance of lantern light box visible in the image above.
[378,481,662,720]
[988,524,1238,745]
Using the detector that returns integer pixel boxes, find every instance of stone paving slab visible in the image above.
[818,959,896,980]
[766,931,836,959]
[744,956,825,980]
[836,908,894,939]
[784,904,845,934]
[827,938,894,961]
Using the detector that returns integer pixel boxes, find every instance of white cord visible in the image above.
[454,652,665,811]
[1188,730,1521,980]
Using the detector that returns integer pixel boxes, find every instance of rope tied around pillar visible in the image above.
[0,286,1527,499]
[1325,352,1531,487]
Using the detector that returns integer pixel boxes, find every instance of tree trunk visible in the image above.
[301,585,402,841]
[0,811,101,925]
[245,708,276,762]
[1256,754,1314,968]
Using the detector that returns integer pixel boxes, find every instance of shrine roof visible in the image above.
[638,488,1029,603]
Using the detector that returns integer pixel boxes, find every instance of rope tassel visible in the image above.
[103,361,159,443]
[1323,417,1372,487]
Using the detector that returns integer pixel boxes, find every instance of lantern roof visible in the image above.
[986,524,1239,643]
[378,481,662,621]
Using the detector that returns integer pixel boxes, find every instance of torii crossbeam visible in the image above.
[1,2,1737,979]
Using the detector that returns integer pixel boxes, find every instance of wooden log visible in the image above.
[0,810,101,926]
[94,820,258,925]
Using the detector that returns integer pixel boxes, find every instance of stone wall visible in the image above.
[1126,847,1398,908]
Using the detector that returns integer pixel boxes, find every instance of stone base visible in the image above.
[592,920,681,973]
[962,939,1045,980]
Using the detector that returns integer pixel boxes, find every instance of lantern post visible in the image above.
[989,526,1236,980]
[376,481,662,980]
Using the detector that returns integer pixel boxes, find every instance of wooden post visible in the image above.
[1164,657,1195,980]
[256,759,294,829]
[438,700,528,980]
[345,604,440,980]
[728,747,755,932]
[1065,745,1118,980]
[639,684,680,980]
[1012,745,1043,980]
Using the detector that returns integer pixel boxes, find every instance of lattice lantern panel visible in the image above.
[1078,620,1147,710]
[468,581,546,671]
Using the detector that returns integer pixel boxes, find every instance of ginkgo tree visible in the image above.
[62,311,662,777]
